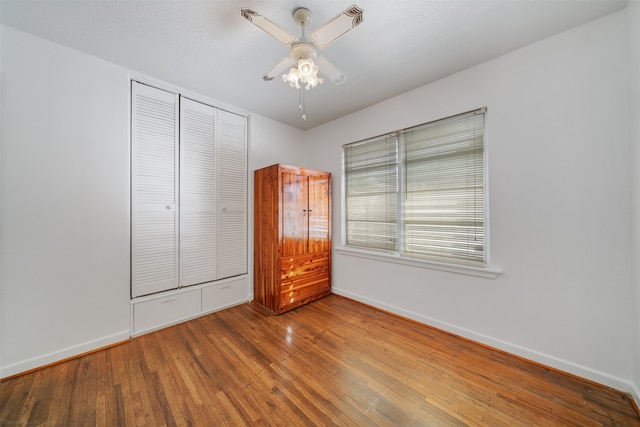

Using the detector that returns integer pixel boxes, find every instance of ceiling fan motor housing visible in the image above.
[290,41,317,61]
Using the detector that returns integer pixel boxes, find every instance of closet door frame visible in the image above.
[131,77,248,299]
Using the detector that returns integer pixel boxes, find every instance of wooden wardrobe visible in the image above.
[254,164,332,314]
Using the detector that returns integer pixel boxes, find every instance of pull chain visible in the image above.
[299,88,306,120]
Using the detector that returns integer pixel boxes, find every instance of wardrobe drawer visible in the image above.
[279,253,329,282]
[202,276,248,313]
[278,279,331,312]
[132,289,200,335]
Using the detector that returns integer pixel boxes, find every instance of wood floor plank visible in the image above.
[1,294,639,426]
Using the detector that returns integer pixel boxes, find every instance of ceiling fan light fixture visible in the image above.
[282,58,324,91]
[304,76,323,90]
[282,66,301,89]
[297,58,324,89]
[298,58,314,75]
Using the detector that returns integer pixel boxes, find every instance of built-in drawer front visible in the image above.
[132,289,200,335]
[202,276,248,313]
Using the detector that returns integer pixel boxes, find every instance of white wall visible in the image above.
[0,25,130,377]
[0,25,305,377]
[628,0,640,401]
[304,10,636,396]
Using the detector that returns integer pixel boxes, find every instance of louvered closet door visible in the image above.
[179,97,217,286]
[131,82,179,298]
[217,110,248,279]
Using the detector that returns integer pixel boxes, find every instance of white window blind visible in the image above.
[344,134,398,251]
[343,108,487,267]
[402,110,485,265]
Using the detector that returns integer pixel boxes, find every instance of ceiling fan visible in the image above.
[240,5,364,120]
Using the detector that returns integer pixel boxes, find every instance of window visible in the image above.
[344,134,397,251]
[343,108,487,267]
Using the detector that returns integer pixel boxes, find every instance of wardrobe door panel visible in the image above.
[131,82,179,297]
[281,172,309,257]
[308,174,331,254]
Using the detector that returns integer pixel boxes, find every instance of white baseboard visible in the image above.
[0,330,130,379]
[631,382,640,412]
[333,288,640,404]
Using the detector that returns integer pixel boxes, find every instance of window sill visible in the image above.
[336,247,502,279]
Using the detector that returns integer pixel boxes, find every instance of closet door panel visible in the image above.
[131,82,179,297]
[218,110,248,279]
[180,97,217,286]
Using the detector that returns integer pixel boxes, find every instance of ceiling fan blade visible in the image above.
[310,5,363,50]
[263,57,296,81]
[240,9,297,45]
[316,56,347,85]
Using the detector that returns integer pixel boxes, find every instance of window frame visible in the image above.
[341,108,501,279]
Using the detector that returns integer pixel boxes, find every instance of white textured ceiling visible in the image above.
[0,0,628,130]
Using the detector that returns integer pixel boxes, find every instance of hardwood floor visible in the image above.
[2,294,639,426]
